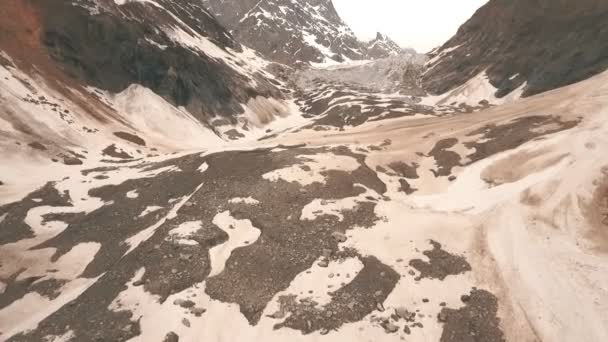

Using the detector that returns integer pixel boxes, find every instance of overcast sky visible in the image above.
[332,0,489,52]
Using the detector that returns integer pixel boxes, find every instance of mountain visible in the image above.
[0,0,294,164]
[423,0,608,99]
[201,0,367,66]
[366,32,404,59]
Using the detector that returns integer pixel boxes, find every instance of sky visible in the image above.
[332,0,489,52]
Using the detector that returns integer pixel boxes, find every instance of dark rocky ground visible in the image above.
[0,141,510,341]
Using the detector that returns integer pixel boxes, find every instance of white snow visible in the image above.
[168,221,203,246]
[228,197,260,205]
[209,211,261,277]
[126,190,139,199]
[139,205,164,218]
[263,153,360,186]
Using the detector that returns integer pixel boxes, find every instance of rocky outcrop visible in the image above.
[422,0,608,98]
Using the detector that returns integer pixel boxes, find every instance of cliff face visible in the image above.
[422,0,608,98]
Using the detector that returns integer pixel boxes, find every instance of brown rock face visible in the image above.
[423,0,608,98]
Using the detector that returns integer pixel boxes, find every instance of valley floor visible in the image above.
[1,68,608,342]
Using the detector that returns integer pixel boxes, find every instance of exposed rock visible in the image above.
[331,231,347,243]
[114,132,146,146]
[63,156,83,166]
[28,142,47,151]
[181,318,191,328]
[191,307,206,317]
[163,332,179,342]
[382,321,399,333]
[409,240,471,280]
[173,299,195,308]
[438,289,505,342]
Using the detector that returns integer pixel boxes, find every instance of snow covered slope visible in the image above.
[202,0,367,66]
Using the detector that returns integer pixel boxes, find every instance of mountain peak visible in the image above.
[367,32,404,59]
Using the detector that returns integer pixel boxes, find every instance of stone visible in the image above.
[173,299,195,308]
[163,332,179,342]
[191,307,206,317]
[331,231,347,243]
[181,318,191,327]
[383,322,399,333]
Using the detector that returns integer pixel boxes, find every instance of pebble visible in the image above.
[438,311,448,322]
[318,259,329,268]
[376,302,385,312]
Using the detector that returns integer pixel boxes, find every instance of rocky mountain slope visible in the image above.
[201,0,415,66]
[423,0,608,99]
[201,0,367,66]
[0,0,299,171]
